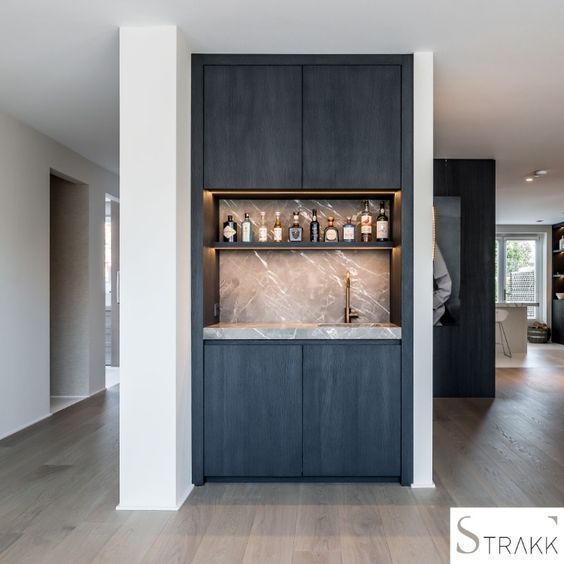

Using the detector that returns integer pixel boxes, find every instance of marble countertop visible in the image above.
[496,302,539,308]
[203,322,402,340]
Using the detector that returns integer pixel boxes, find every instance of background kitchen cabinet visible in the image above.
[302,343,401,476]
[204,344,302,477]
[302,65,402,189]
[204,65,302,189]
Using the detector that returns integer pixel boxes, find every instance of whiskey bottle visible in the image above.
[273,212,283,242]
[310,208,320,242]
[241,212,253,242]
[343,216,355,243]
[360,200,372,242]
[376,201,389,242]
[288,211,303,242]
[258,211,268,242]
[223,215,237,242]
[324,216,339,242]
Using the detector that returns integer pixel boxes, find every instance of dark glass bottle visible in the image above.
[223,214,237,242]
[376,201,389,242]
[310,208,320,242]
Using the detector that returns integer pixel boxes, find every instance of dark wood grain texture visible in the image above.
[204,65,302,189]
[204,344,302,477]
[399,55,414,485]
[433,159,496,397]
[303,65,401,189]
[553,300,564,344]
[191,57,205,484]
[303,344,401,477]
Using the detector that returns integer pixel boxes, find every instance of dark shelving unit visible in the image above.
[552,222,564,343]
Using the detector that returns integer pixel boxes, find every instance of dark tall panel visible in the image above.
[552,221,564,344]
[303,65,401,188]
[204,65,302,188]
[204,344,302,477]
[433,159,496,397]
[303,344,401,476]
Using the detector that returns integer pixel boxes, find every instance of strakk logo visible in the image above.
[450,508,563,563]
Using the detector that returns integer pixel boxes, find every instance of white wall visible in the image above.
[119,25,192,510]
[412,52,434,487]
[0,111,119,440]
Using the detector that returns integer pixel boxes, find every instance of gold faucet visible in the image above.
[344,271,359,323]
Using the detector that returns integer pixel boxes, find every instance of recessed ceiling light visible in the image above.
[533,169,548,177]
[525,177,534,182]
[536,219,544,223]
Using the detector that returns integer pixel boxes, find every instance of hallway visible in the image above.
[0,368,563,563]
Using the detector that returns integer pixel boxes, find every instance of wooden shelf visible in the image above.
[553,249,564,253]
[210,241,396,251]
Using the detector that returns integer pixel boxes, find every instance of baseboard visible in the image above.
[411,482,436,488]
[116,485,194,512]
[0,412,51,441]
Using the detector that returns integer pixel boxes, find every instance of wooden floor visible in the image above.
[1,367,563,563]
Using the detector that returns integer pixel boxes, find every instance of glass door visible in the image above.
[496,235,543,320]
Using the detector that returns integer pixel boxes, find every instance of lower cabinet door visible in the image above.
[204,344,302,477]
[303,344,401,477]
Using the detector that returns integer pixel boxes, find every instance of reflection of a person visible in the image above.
[433,245,452,326]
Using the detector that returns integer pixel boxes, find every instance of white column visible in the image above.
[119,26,192,510]
[412,52,435,488]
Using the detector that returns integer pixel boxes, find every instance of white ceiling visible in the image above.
[1,0,563,224]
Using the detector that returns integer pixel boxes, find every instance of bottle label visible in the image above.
[242,223,251,242]
[376,221,388,240]
[289,228,302,242]
[273,227,283,242]
[223,225,236,239]
[361,214,372,234]
[325,229,337,242]
[258,227,268,242]
[343,225,355,241]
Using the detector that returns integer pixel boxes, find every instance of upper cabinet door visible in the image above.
[303,65,402,189]
[204,65,302,189]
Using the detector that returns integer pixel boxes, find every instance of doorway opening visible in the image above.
[105,196,120,388]
[49,173,90,413]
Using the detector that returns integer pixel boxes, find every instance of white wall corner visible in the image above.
[412,52,434,488]
[119,25,192,510]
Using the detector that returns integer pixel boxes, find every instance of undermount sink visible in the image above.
[317,322,377,328]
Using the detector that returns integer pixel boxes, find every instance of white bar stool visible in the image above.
[496,308,512,358]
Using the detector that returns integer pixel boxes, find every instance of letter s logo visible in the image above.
[457,516,480,554]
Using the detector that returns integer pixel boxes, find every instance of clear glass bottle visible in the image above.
[376,201,389,242]
[310,208,320,242]
[258,211,268,242]
[241,212,253,242]
[273,211,283,242]
[360,200,372,242]
[324,216,339,242]
[223,214,237,242]
[342,216,355,243]
[288,211,303,242]
[560,235,564,251]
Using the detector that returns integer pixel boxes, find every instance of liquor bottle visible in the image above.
[560,235,564,251]
[258,211,268,242]
[324,216,339,242]
[376,201,389,242]
[273,212,283,242]
[310,208,320,242]
[241,212,253,242]
[343,217,355,243]
[360,200,372,242]
[223,215,237,242]
[288,211,303,242]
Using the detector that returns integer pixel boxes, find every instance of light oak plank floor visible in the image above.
[0,367,563,563]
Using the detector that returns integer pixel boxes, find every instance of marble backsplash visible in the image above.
[219,250,390,323]
[218,198,391,242]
